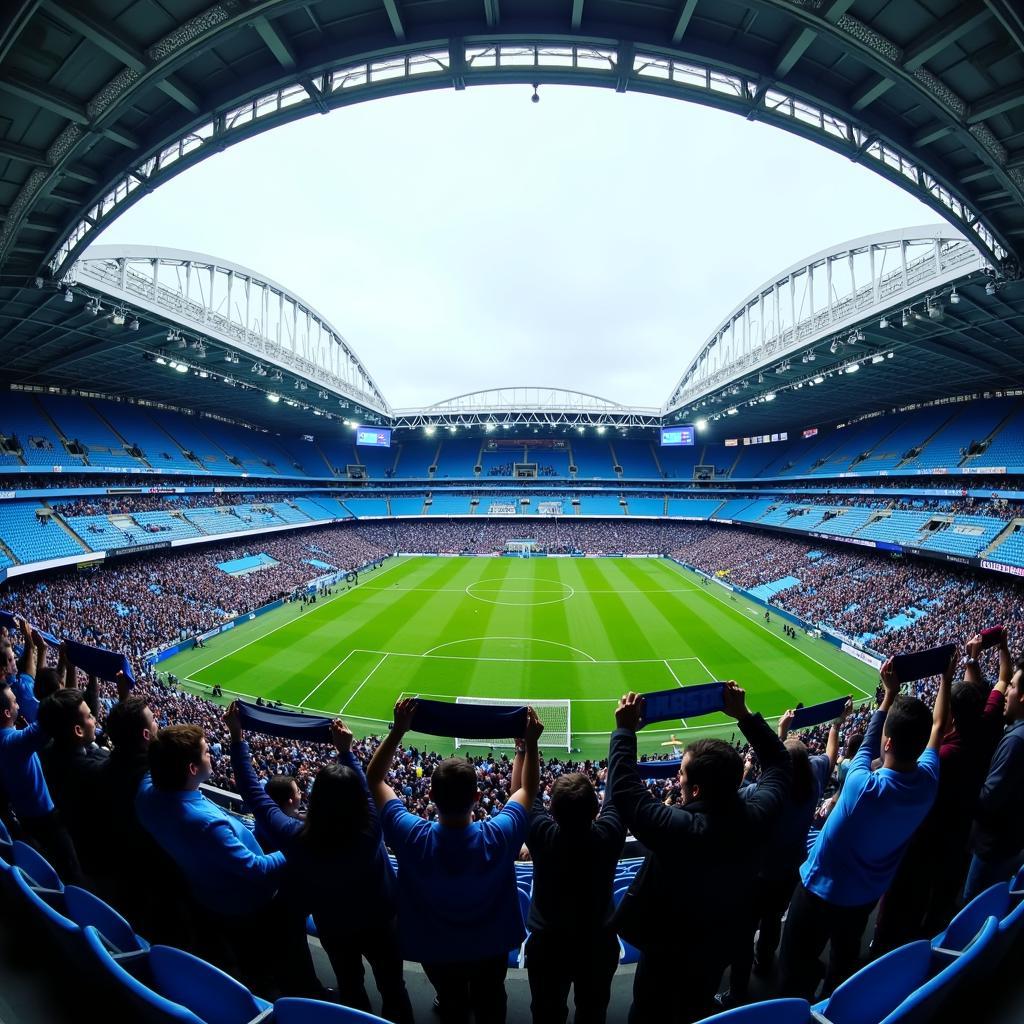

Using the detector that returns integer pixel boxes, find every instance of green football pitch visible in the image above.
[162,556,879,758]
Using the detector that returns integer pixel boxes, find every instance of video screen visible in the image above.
[355,426,392,448]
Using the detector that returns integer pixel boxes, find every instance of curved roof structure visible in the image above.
[73,245,389,412]
[2,1,1024,283]
[665,224,988,413]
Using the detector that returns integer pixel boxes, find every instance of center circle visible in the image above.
[465,577,575,607]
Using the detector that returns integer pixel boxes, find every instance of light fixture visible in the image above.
[267,393,280,403]
[63,288,73,303]
[927,300,943,320]
[853,329,865,342]
[127,318,139,331]
[695,418,707,431]
[887,351,894,359]
[34,277,44,289]
[986,280,997,296]
[485,422,495,432]
[174,362,188,373]
[763,393,776,402]
[597,425,606,434]
[845,363,860,374]
[949,289,960,305]
[194,342,206,358]
[806,350,816,362]
[424,425,435,435]
[901,309,912,327]
[198,370,209,378]
[155,355,167,365]
[813,375,824,385]
[727,407,738,415]
[86,299,101,316]
[829,339,839,354]
[879,316,889,329]
[110,310,126,326]
[871,354,885,364]
[757,373,764,384]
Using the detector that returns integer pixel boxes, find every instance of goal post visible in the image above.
[453,698,571,752]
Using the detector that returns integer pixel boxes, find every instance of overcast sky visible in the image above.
[98,85,933,410]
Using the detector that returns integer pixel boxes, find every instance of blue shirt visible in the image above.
[381,799,528,963]
[10,674,39,726]
[136,776,285,915]
[0,721,53,818]
[801,709,939,906]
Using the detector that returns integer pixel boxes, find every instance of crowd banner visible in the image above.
[641,683,726,725]
[236,700,333,742]
[640,759,681,779]
[412,699,527,739]
[789,696,850,730]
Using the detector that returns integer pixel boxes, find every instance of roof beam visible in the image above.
[157,78,201,115]
[774,26,816,78]
[0,139,46,167]
[571,0,584,31]
[253,15,297,69]
[967,83,1024,123]
[851,74,894,112]
[902,3,991,72]
[40,0,145,70]
[0,73,88,124]
[381,0,405,41]
[483,0,499,29]
[912,123,955,148]
[671,0,698,44]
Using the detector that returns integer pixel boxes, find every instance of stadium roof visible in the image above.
[2,0,1024,284]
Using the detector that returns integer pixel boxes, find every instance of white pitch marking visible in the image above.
[662,660,688,727]
[298,649,357,707]
[339,654,389,714]
[422,637,598,662]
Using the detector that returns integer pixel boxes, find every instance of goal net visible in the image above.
[453,698,571,752]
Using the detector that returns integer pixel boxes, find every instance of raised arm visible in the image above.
[510,740,524,795]
[777,708,795,741]
[366,698,417,810]
[17,618,37,679]
[825,699,853,771]
[964,633,985,688]
[927,647,957,751]
[508,708,543,809]
[728,682,791,830]
[995,628,1012,695]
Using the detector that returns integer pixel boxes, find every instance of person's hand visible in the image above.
[998,626,1009,653]
[223,700,243,742]
[524,707,544,744]
[778,708,795,735]
[615,692,645,732]
[17,617,32,640]
[721,681,750,721]
[391,697,418,736]
[115,670,131,704]
[330,719,353,753]
[966,634,983,661]
[880,659,899,694]
[839,697,853,722]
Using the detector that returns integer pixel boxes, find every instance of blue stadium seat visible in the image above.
[83,925,209,1024]
[273,997,390,1023]
[12,840,63,892]
[8,866,79,947]
[147,945,272,1024]
[931,882,1010,953]
[994,896,1024,963]
[811,940,932,1024]
[879,917,999,1024]
[693,997,810,1023]
[63,885,150,954]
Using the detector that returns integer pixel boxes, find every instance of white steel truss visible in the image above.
[68,245,389,413]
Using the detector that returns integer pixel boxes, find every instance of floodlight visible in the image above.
[128,318,139,331]
[845,363,860,374]
[879,316,889,329]
[763,393,775,401]
[596,425,606,434]
[949,289,960,304]
[174,362,188,373]
[154,355,167,366]
[871,354,885,364]
[110,310,126,326]
[267,393,280,402]
[198,370,209,378]
[63,289,73,303]
[986,280,997,296]
[813,375,824,385]
[695,418,707,431]
[901,309,911,327]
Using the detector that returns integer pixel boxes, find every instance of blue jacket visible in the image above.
[230,741,397,929]
[0,720,53,818]
[135,775,285,915]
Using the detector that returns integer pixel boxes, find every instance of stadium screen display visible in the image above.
[660,426,695,447]
[355,426,392,448]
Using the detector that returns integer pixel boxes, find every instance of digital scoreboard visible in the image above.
[355,426,392,448]
[660,425,695,446]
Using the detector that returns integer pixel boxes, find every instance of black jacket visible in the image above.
[610,714,790,953]
[525,788,626,938]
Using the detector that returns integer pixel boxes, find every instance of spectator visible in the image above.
[721,699,850,1007]
[778,653,952,998]
[136,723,287,997]
[965,646,1024,899]
[0,680,81,881]
[608,683,791,1024]
[367,699,544,1024]
[525,768,625,1024]
[225,704,412,1021]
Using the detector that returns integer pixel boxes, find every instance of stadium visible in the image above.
[3,2,1024,1023]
